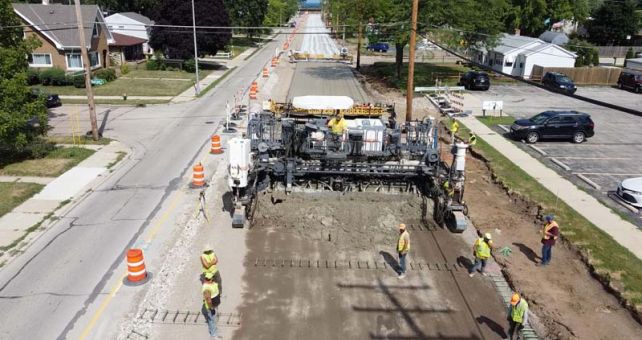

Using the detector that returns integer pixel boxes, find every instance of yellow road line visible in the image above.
[78,276,124,340]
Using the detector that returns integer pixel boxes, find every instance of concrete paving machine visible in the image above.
[227,96,469,232]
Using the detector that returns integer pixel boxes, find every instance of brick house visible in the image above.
[13,2,114,72]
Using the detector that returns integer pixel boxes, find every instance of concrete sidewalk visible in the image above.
[0,141,129,251]
[459,115,642,260]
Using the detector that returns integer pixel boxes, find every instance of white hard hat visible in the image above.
[484,233,492,240]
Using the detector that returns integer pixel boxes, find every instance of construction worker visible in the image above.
[397,223,410,279]
[468,133,477,146]
[506,293,529,340]
[201,246,218,280]
[539,215,559,266]
[201,272,221,338]
[469,231,493,277]
[327,110,348,135]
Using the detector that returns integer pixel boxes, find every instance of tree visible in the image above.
[264,0,300,27]
[587,0,640,45]
[224,0,268,38]
[566,38,598,66]
[505,0,590,36]
[0,0,48,154]
[149,0,231,59]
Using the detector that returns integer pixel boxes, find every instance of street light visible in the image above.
[191,0,200,95]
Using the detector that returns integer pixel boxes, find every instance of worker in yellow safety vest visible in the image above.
[396,223,410,279]
[469,230,493,277]
[201,246,218,278]
[507,293,529,340]
[327,111,348,135]
[468,133,477,146]
[201,272,221,337]
[539,215,559,266]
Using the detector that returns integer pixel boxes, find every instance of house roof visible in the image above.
[494,34,542,54]
[538,31,569,46]
[118,12,153,25]
[110,32,146,47]
[12,3,113,49]
[521,43,576,58]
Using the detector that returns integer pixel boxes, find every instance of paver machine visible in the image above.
[227,96,470,231]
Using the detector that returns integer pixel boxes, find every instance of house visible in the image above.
[625,58,642,71]
[538,31,569,46]
[105,12,153,55]
[473,34,576,79]
[109,33,147,64]
[13,1,113,72]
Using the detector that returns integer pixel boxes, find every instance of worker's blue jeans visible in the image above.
[201,304,218,337]
[541,244,553,265]
[469,257,487,273]
[398,252,407,274]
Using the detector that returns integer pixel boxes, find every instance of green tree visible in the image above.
[565,38,598,66]
[224,0,268,38]
[0,0,48,154]
[264,0,299,26]
[587,0,639,45]
[505,0,590,36]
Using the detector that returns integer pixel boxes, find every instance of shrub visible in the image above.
[73,74,86,88]
[28,139,55,159]
[94,68,117,82]
[27,68,41,85]
[120,63,130,75]
[146,56,166,70]
[183,59,196,73]
[39,67,66,86]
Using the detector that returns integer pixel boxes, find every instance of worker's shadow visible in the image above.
[221,192,234,217]
[513,242,540,263]
[379,251,400,274]
[456,256,474,270]
[476,316,507,338]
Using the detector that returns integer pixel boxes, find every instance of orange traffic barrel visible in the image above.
[126,248,147,283]
[262,67,269,78]
[210,135,223,154]
[249,86,257,100]
[271,57,278,67]
[192,163,205,187]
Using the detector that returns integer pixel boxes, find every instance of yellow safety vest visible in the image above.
[468,134,477,146]
[328,118,347,135]
[201,252,218,275]
[511,300,529,323]
[542,221,559,240]
[202,282,220,308]
[397,231,410,253]
[474,238,491,259]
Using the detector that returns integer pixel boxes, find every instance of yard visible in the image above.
[0,147,95,177]
[0,182,44,218]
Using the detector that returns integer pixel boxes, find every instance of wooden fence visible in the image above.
[531,65,622,85]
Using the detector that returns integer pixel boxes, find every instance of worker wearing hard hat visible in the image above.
[327,111,348,135]
[539,214,559,266]
[469,230,493,277]
[507,293,529,340]
[201,272,221,338]
[397,223,410,279]
[200,245,222,295]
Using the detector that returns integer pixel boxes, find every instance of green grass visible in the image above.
[230,45,250,57]
[197,66,237,97]
[0,182,44,218]
[477,116,516,126]
[123,69,211,80]
[107,151,127,169]
[46,135,112,145]
[0,147,95,177]
[61,98,170,105]
[455,121,642,307]
[36,77,193,97]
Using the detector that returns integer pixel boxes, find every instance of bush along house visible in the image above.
[13,1,114,72]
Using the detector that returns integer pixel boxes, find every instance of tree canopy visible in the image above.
[149,0,231,59]
[0,0,48,154]
[224,0,268,38]
[586,0,640,45]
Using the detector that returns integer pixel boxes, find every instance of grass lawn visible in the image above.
[454,121,642,307]
[62,98,170,105]
[0,147,95,177]
[477,116,516,126]
[230,45,250,58]
[46,135,112,145]
[0,182,44,218]
[124,69,211,80]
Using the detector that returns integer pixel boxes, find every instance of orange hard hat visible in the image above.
[510,293,520,305]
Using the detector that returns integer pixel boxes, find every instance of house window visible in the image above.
[505,61,513,67]
[29,53,52,67]
[92,24,99,38]
[519,62,524,68]
[89,51,100,67]
[66,53,83,69]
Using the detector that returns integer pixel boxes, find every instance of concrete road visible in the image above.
[287,62,368,102]
[468,84,642,224]
[300,13,339,55]
[0,33,286,339]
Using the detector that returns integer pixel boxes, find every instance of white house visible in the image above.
[105,12,153,54]
[626,58,642,71]
[474,34,576,79]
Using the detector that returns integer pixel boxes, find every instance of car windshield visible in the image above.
[557,76,573,83]
[529,112,553,124]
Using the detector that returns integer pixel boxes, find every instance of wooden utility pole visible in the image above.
[356,20,362,70]
[73,0,98,140]
[405,0,419,122]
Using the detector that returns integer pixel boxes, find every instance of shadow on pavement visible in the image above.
[513,242,540,263]
[379,251,400,274]
[456,255,474,270]
[476,315,507,339]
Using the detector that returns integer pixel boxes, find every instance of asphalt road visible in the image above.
[0,34,286,339]
[468,84,642,223]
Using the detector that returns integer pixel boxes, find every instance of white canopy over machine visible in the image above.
[292,96,354,110]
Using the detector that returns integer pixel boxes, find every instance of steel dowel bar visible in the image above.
[161,310,169,322]
[172,310,179,322]
[183,311,190,323]
[151,309,158,322]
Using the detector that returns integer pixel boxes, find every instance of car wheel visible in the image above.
[572,131,586,143]
[636,86,641,93]
[526,132,539,144]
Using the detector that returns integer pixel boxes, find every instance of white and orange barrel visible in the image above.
[127,248,147,283]
[262,67,269,78]
[210,135,223,154]
[192,163,205,187]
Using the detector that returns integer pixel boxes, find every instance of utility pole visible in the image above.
[356,20,362,69]
[73,0,98,140]
[405,0,419,122]
[191,0,200,95]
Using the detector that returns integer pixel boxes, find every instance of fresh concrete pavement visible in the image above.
[460,85,642,260]
[0,28,288,339]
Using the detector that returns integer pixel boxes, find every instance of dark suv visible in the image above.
[617,71,642,93]
[542,72,577,94]
[510,111,594,143]
[458,71,490,90]
[366,42,389,53]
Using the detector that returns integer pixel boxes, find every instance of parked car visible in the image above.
[616,71,642,93]
[458,71,490,90]
[30,87,61,108]
[510,110,594,144]
[541,72,577,94]
[366,42,389,53]
[617,177,642,208]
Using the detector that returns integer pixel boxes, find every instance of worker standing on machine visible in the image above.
[327,110,348,135]
[397,223,410,279]
[506,293,529,340]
